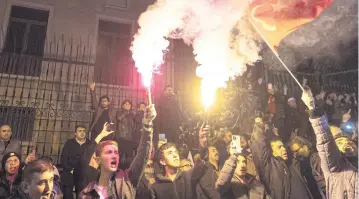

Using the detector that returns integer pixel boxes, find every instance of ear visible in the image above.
[94,155,100,166]
[20,182,30,193]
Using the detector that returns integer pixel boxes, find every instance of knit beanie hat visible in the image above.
[2,152,21,171]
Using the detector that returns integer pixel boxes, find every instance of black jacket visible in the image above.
[60,138,91,186]
[117,109,135,140]
[250,122,313,199]
[136,176,153,199]
[151,161,207,199]
[197,163,221,199]
[0,171,22,198]
[292,155,324,199]
[155,95,184,142]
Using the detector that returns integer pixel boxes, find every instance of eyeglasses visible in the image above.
[180,164,192,168]
[292,145,304,153]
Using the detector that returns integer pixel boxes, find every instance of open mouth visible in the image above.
[110,160,117,168]
[344,146,353,152]
[41,192,51,198]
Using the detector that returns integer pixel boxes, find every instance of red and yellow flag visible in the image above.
[249,0,334,52]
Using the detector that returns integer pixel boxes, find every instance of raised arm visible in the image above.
[127,104,156,186]
[250,118,272,171]
[302,89,345,177]
[89,82,99,111]
[215,154,239,194]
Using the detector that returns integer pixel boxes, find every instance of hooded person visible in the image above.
[0,152,22,198]
[150,141,208,199]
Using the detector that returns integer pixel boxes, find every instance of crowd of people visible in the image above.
[0,81,357,199]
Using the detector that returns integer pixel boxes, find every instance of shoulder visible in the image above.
[116,169,127,179]
[248,175,265,190]
[64,139,75,145]
[80,181,96,196]
[10,139,20,145]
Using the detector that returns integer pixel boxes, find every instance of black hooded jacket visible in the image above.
[150,161,207,199]
[0,170,22,198]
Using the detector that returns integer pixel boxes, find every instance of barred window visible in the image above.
[1,6,49,76]
[95,20,133,86]
[0,106,35,141]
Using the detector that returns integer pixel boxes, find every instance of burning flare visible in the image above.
[131,0,262,108]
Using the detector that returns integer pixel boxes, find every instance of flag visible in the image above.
[249,0,334,52]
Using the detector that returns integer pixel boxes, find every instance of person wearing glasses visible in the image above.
[289,136,323,199]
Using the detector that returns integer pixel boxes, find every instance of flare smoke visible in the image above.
[131,0,262,106]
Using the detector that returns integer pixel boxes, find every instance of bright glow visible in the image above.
[142,71,153,89]
[131,0,262,104]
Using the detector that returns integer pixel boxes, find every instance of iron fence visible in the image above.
[0,29,356,164]
[0,32,177,164]
[322,69,358,94]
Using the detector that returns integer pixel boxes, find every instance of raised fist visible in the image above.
[89,82,95,91]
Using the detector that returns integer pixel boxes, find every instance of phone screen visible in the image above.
[159,134,166,142]
[232,135,242,153]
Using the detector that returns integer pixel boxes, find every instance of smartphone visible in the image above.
[232,135,242,153]
[159,134,166,142]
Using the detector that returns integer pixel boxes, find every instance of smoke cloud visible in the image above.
[131,0,262,98]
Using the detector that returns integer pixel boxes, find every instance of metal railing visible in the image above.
[0,29,356,164]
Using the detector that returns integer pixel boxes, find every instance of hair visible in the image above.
[40,156,54,164]
[100,95,110,102]
[22,159,54,183]
[138,102,146,107]
[240,134,250,142]
[0,124,11,130]
[121,99,132,107]
[75,125,86,132]
[268,136,283,145]
[156,142,177,163]
[95,140,118,157]
[178,144,190,159]
[288,136,312,149]
[163,85,173,91]
[200,145,216,161]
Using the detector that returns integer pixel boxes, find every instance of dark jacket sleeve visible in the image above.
[215,155,238,194]
[60,140,73,172]
[191,160,209,183]
[90,89,99,111]
[126,128,152,187]
[250,122,272,172]
[198,167,221,199]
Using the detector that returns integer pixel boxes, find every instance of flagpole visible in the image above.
[249,19,305,92]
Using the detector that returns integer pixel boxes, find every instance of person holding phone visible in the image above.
[215,140,268,199]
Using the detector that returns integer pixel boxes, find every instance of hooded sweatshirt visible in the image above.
[151,161,208,199]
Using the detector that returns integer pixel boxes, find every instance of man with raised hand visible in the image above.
[79,104,156,198]
[302,88,358,199]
